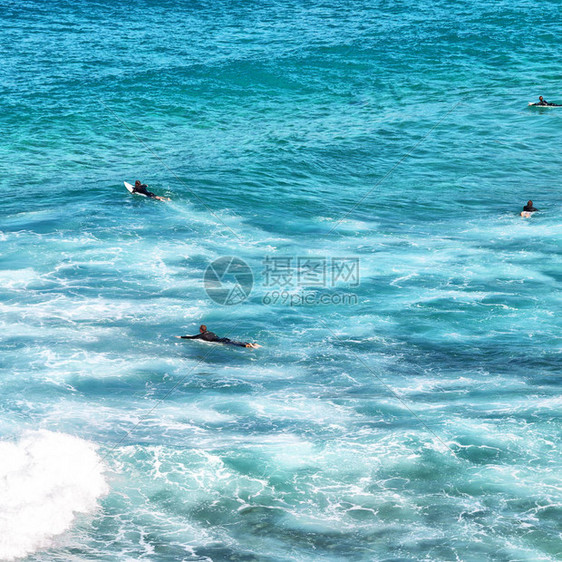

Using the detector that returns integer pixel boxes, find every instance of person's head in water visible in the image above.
[539,96,544,102]
[200,325,207,333]
[135,180,141,187]
[527,200,533,207]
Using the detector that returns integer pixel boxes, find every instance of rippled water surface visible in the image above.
[1,0,562,560]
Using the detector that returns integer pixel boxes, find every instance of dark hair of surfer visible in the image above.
[200,325,207,332]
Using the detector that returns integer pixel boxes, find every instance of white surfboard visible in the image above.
[528,102,562,107]
[124,181,147,197]
[521,211,533,218]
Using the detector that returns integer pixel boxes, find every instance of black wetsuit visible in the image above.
[523,205,538,212]
[133,184,156,198]
[181,330,248,347]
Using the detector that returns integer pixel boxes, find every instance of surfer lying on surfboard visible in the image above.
[132,180,170,201]
[175,325,262,348]
[521,200,539,218]
[529,96,562,107]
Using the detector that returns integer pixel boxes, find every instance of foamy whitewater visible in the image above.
[1,0,562,560]
[0,431,107,561]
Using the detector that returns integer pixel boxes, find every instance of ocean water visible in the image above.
[1,0,562,560]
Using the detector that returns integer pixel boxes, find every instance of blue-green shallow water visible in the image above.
[1,0,562,560]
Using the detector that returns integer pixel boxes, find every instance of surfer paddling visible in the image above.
[521,200,539,218]
[132,180,170,201]
[523,200,538,213]
[530,96,561,107]
[176,325,262,348]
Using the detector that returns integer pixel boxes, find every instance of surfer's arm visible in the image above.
[176,334,202,339]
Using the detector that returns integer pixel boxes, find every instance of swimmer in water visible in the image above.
[132,180,170,201]
[523,200,538,212]
[176,325,261,348]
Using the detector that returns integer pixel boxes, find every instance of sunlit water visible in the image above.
[1,0,562,560]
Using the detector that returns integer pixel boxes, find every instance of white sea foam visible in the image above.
[0,430,108,561]
[0,269,40,290]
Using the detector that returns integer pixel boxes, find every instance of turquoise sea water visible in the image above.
[1,1,562,560]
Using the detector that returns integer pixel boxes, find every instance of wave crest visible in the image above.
[0,430,108,561]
